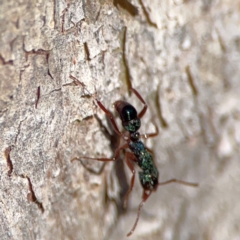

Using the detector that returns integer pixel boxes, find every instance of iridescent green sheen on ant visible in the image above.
[114,101,141,133]
[71,83,198,237]
[129,139,158,190]
[123,118,141,133]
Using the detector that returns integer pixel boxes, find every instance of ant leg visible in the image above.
[130,88,147,119]
[140,124,159,139]
[69,75,124,139]
[96,99,125,138]
[127,179,198,237]
[76,160,106,175]
[158,179,198,187]
[127,190,152,237]
[71,143,128,163]
[123,152,138,208]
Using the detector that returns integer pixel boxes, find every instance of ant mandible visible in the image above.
[71,82,198,236]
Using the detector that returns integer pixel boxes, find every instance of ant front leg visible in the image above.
[95,99,125,139]
[69,75,125,140]
[127,190,152,237]
[140,124,159,140]
[130,88,148,119]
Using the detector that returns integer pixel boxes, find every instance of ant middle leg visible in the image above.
[140,124,159,140]
[123,152,138,208]
[71,143,129,164]
[77,160,106,175]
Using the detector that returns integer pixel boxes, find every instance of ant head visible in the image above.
[114,101,141,133]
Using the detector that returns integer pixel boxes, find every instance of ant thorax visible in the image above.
[130,132,140,141]
[122,118,141,133]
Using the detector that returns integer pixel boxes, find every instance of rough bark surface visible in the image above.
[0,0,240,240]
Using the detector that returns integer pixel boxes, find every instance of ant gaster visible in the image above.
[72,85,198,236]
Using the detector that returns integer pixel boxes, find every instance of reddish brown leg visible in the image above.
[158,179,198,187]
[71,143,128,163]
[140,124,159,139]
[124,152,138,208]
[126,178,198,237]
[130,88,148,119]
[127,190,152,237]
[96,99,125,138]
[69,76,124,139]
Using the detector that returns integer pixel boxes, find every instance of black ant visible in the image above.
[71,83,198,236]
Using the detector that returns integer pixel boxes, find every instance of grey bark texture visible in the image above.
[1,0,240,240]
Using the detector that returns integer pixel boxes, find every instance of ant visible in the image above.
[71,83,198,236]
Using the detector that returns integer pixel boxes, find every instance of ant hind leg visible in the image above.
[127,190,152,237]
[158,178,198,187]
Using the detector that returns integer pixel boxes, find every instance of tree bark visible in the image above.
[1,0,240,240]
